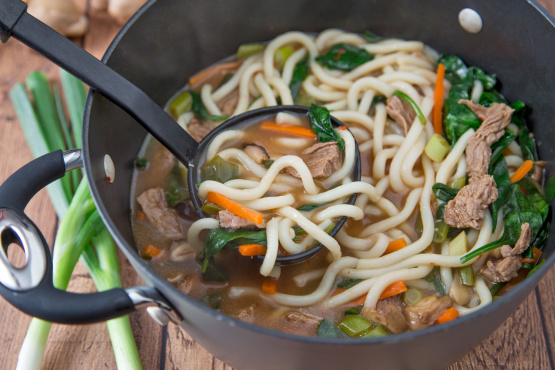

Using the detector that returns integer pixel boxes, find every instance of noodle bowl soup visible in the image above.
[131,29,549,338]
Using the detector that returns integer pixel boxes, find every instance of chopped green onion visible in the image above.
[344,307,362,316]
[274,45,295,70]
[360,325,388,338]
[135,157,148,169]
[450,176,466,190]
[528,259,546,277]
[338,316,372,337]
[490,282,505,296]
[200,155,239,183]
[403,288,423,306]
[459,265,474,286]
[168,91,192,118]
[262,159,274,169]
[324,222,336,234]
[433,221,450,243]
[425,267,447,296]
[201,203,224,214]
[425,133,450,162]
[393,90,427,125]
[237,43,265,59]
[297,203,328,212]
[337,278,363,289]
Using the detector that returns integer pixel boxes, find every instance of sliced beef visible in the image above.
[480,256,521,283]
[187,117,213,142]
[501,223,531,257]
[218,210,265,230]
[362,295,408,334]
[481,223,530,283]
[459,100,514,178]
[403,294,453,331]
[531,160,546,183]
[243,143,270,164]
[281,311,322,336]
[386,95,416,135]
[285,142,341,179]
[137,188,185,240]
[443,175,498,229]
[217,89,239,116]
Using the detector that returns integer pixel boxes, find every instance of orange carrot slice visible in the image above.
[384,238,408,254]
[262,280,277,295]
[207,192,264,225]
[143,244,162,258]
[432,63,445,135]
[379,281,407,300]
[189,61,242,86]
[435,307,459,324]
[260,122,317,139]
[239,244,267,256]
[510,160,533,183]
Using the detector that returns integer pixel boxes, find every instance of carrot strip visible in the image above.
[379,281,407,300]
[262,280,277,295]
[137,210,145,221]
[384,238,408,254]
[207,192,264,225]
[510,160,534,183]
[260,122,317,139]
[143,244,162,258]
[239,244,267,256]
[520,258,534,264]
[432,63,445,135]
[435,307,459,324]
[189,61,242,86]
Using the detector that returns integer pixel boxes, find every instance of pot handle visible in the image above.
[0,150,175,324]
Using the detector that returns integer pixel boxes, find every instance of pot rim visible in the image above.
[82,0,555,347]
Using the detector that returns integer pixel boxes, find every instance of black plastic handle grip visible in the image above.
[0,151,135,324]
[0,0,199,167]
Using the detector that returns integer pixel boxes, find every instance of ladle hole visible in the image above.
[1,229,27,269]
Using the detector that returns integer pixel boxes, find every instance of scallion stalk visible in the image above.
[393,90,427,125]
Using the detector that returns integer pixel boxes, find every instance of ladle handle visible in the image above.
[0,0,198,166]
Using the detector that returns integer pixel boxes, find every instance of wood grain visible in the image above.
[1,1,555,369]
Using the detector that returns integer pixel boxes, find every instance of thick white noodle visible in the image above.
[205,130,244,161]
[435,129,475,184]
[187,218,220,251]
[260,217,282,276]
[321,130,356,187]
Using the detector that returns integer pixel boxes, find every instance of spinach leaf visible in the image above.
[316,43,374,71]
[200,155,238,183]
[190,91,229,121]
[544,177,555,203]
[308,104,345,151]
[344,307,362,315]
[317,319,339,338]
[489,156,511,233]
[517,128,537,162]
[199,228,267,281]
[393,91,426,125]
[165,164,189,206]
[479,90,507,107]
[289,59,309,102]
[432,183,459,202]
[438,55,497,144]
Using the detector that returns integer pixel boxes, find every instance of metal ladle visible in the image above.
[0,0,360,264]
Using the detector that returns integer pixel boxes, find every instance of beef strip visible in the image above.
[362,295,408,334]
[386,95,416,135]
[285,142,341,179]
[403,294,453,331]
[459,100,514,179]
[218,210,266,230]
[281,311,322,336]
[243,143,270,164]
[217,89,239,116]
[137,188,185,240]
[187,117,213,142]
[531,160,546,183]
[443,174,498,229]
[480,257,521,283]
[481,223,531,283]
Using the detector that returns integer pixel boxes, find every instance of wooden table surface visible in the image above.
[1,2,555,369]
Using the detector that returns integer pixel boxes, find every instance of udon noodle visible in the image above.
[132,29,547,337]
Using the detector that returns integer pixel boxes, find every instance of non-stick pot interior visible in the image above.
[83,0,555,368]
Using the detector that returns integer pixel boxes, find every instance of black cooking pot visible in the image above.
[1,0,555,368]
